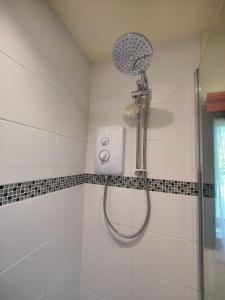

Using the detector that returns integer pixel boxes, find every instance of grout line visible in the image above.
[80,287,107,300]
[0,50,89,111]
[0,117,87,143]
[81,250,198,292]
[132,268,198,292]
[82,250,131,270]
[83,216,198,242]
[45,260,81,295]
[0,50,61,94]
[0,221,81,276]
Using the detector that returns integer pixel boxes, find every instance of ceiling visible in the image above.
[48,0,221,62]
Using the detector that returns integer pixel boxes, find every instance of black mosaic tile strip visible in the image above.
[84,174,199,196]
[202,183,215,198]
[0,174,84,206]
[0,173,206,207]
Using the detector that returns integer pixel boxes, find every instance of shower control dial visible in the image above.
[99,150,110,163]
[101,137,109,146]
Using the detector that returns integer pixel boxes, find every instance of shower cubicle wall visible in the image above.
[81,36,200,300]
[0,1,90,299]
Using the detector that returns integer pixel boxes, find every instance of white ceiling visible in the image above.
[48,0,221,62]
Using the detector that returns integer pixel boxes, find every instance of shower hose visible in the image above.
[103,96,151,239]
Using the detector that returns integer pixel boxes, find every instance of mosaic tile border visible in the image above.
[202,183,215,198]
[0,174,84,206]
[0,173,203,207]
[84,174,199,196]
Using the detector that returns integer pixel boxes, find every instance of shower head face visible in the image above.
[112,32,153,76]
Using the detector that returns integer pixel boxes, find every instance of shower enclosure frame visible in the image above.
[195,68,204,300]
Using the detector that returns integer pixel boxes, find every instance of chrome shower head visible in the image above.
[112,32,153,76]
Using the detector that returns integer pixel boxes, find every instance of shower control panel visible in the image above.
[95,126,125,175]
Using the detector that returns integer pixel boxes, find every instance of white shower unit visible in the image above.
[95,126,125,175]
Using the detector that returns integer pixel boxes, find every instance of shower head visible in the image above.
[112,32,153,76]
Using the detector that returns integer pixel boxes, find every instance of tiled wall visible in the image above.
[80,37,200,300]
[0,0,90,299]
[0,1,201,299]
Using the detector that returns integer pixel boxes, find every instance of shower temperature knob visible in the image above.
[101,137,109,146]
[99,150,110,163]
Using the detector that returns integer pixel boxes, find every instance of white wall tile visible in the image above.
[80,288,106,300]
[59,30,90,108]
[0,120,55,184]
[84,184,134,227]
[80,253,132,300]
[88,104,135,142]
[132,232,198,289]
[146,139,197,181]
[85,141,95,173]
[45,223,82,287]
[89,60,136,100]
[105,186,134,227]
[57,95,88,140]
[150,36,200,104]
[127,139,197,181]
[0,1,89,299]
[82,219,132,267]
[0,246,48,300]
[54,135,86,176]
[0,186,84,273]
[124,139,135,176]
[0,0,63,89]
[133,191,197,241]
[46,264,80,300]
[0,224,82,300]
[0,53,60,132]
[148,100,196,141]
[150,71,195,105]
[0,193,53,272]
[84,184,103,220]
[37,294,46,300]
[204,295,216,300]
[48,186,84,235]
[150,36,200,75]
[203,248,216,297]
[132,270,198,300]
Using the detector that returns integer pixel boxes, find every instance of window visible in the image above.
[214,118,225,240]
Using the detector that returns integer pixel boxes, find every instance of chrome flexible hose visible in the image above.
[103,176,150,239]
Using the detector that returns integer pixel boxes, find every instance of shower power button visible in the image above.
[101,137,109,146]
